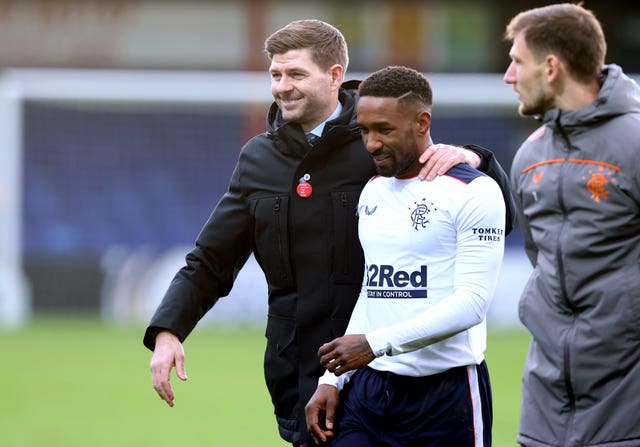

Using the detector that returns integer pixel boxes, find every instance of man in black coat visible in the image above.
[144,19,515,447]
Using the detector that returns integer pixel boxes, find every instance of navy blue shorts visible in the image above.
[331,362,492,447]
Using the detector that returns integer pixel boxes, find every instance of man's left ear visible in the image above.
[330,64,344,86]
[417,110,432,134]
[545,54,562,82]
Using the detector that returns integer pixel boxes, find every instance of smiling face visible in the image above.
[357,96,430,178]
[269,48,342,131]
[504,33,556,116]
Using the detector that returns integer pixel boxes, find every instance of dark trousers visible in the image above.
[331,362,492,447]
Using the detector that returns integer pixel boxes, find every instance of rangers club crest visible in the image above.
[410,198,435,230]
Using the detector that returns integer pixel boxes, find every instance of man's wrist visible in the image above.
[462,144,491,172]
[155,330,177,343]
[465,150,482,169]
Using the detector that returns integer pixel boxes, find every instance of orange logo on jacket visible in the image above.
[583,167,616,203]
[532,171,544,184]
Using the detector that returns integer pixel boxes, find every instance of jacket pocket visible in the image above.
[250,195,294,290]
[331,190,364,284]
[621,263,640,342]
[263,314,297,418]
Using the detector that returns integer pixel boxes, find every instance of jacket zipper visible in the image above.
[274,196,288,281]
[555,115,577,444]
[340,192,350,275]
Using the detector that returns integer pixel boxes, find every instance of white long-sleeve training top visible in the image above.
[320,164,505,390]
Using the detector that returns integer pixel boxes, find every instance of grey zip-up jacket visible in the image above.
[512,64,640,447]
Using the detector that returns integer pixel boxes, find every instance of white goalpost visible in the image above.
[0,73,31,329]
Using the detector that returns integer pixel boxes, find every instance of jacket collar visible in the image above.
[539,64,640,129]
[265,81,361,156]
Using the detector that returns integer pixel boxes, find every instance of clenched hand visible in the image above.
[318,334,375,376]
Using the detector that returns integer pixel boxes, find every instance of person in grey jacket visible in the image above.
[504,4,640,447]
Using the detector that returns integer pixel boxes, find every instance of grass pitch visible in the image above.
[0,316,529,446]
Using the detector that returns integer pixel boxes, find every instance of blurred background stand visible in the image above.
[0,0,636,330]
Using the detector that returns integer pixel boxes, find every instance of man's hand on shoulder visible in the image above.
[418,144,482,181]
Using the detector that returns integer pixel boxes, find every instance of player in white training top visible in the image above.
[305,66,506,447]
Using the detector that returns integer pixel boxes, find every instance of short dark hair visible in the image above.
[358,66,433,109]
[264,19,349,71]
[504,3,606,83]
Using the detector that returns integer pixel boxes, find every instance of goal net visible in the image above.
[0,68,538,329]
